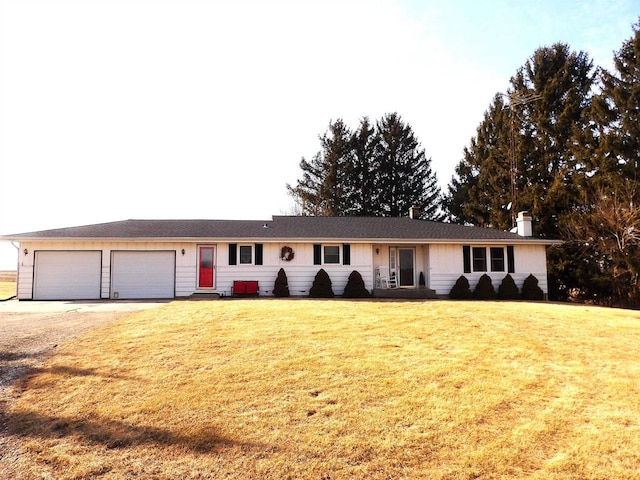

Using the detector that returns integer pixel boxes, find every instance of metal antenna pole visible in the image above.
[500,91,542,227]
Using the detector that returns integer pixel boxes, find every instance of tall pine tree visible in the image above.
[287,119,353,216]
[376,113,442,219]
[288,113,442,219]
[346,117,380,216]
[444,94,512,229]
[446,43,595,237]
[556,20,640,306]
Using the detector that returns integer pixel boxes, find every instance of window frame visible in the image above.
[238,245,253,265]
[323,245,340,264]
[472,247,487,272]
[314,243,351,265]
[490,247,505,272]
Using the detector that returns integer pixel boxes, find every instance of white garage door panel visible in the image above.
[34,251,102,300]
[111,251,175,299]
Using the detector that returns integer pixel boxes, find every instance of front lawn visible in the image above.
[6,300,640,479]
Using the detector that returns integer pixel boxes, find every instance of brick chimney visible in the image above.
[516,211,533,237]
[409,205,420,219]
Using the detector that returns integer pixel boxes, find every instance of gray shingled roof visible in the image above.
[2,216,556,243]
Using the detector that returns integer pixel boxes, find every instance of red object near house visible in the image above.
[233,280,258,296]
[198,246,215,288]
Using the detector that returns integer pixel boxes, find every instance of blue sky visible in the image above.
[0,0,638,269]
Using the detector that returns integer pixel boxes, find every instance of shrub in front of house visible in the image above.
[473,274,496,300]
[522,274,544,300]
[343,270,370,298]
[497,274,520,300]
[309,268,334,298]
[273,268,290,297]
[449,275,472,299]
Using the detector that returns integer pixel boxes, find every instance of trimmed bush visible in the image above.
[309,268,334,298]
[273,268,290,297]
[449,275,472,300]
[497,274,520,300]
[473,274,496,300]
[522,274,544,300]
[343,270,370,298]
[419,271,426,287]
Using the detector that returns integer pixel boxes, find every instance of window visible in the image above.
[323,245,340,264]
[490,247,505,272]
[229,243,262,266]
[313,244,350,265]
[239,245,252,264]
[472,247,487,272]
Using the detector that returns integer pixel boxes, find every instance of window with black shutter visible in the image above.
[463,245,471,273]
[228,243,237,265]
[342,244,351,265]
[255,243,263,265]
[507,246,515,273]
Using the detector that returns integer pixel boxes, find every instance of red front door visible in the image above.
[198,246,215,288]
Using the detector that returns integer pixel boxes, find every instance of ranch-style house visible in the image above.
[2,210,557,300]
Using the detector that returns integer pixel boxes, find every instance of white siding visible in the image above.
[15,240,376,299]
[13,239,549,300]
[429,243,549,296]
[216,242,374,296]
[16,241,194,300]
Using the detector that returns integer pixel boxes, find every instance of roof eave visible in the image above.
[5,235,562,245]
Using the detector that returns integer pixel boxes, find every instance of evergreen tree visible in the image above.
[557,20,640,307]
[346,117,380,216]
[590,20,640,183]
[445,94,512,229]
[446,44,595,237]
[376,113,443,220]
[287,119,353,216]
[288,113,442,219]
[511,43,595,237]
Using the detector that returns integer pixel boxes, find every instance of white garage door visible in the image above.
[111,251,175,299]
[34,251,102,300]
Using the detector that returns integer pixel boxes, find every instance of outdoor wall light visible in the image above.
[23,248,28,256]
[376,248,379,255]
[181,249,185,255]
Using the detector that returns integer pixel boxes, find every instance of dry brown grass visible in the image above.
[0,281,16,299]
[5,300,640,479]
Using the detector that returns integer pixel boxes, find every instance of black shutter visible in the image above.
[229,243,237,265]
[255,243,263,265]
[507,246,515,273]
[463,245,471,273]
[313,244,321,265]
[342,244,351,265]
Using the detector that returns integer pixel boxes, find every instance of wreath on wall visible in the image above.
[281,246,295,261]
